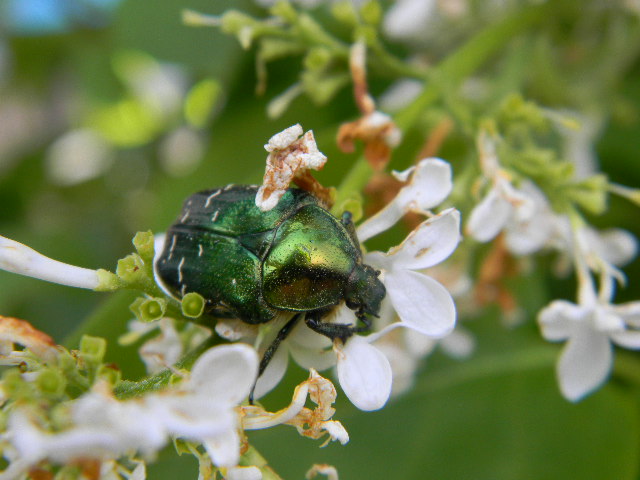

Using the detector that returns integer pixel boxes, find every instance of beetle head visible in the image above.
[345,264,386,319]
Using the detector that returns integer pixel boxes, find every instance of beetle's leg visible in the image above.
[249,312,304,404]
[304,309,371,344]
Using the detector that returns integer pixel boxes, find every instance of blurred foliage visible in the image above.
[1,0,640,479]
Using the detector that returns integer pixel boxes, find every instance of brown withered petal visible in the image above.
[0,316,58,361]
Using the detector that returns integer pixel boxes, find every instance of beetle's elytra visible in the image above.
[156,185,385,389]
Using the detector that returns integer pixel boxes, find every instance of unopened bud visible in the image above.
[181,292,205,319]
[270,0,297,23]
[133,231,155,265]
[36,368,66,397]
[80,335,107,363]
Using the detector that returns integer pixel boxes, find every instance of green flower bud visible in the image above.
[354,24,377,45]
[80,335,107,364]
[133,230,155,265]
[259,39,305,63]
[360,0,382,26]
[97,364,122,386]
[270,0,297,23]
[181,292,205,319]
[331,1,358,27]
[116,253,146,285]
[50,404,73,430]
[220,11,260,49]
[142,297,168,322]
[304,48,332,71]
[220,10,256,35]
[1,369,31,399]
[297,14,341,50]
[568,174,608,215]
[36,368,66,397]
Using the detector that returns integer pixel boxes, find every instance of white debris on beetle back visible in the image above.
[256,124,327,212]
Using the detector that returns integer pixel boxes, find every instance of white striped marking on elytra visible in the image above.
[204,190,221,208]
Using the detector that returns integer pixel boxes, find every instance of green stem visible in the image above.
[332,156,374,214]
[240,446,283,480]
[113,335,219,400]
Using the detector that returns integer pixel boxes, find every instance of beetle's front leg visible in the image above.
[249,312,303,404]
[304,309,371,344]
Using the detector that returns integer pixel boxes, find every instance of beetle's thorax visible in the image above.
[345,263,386,318]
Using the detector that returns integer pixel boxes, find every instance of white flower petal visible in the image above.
[386,208,460,270]
[152,397,235,439]
[356,202,404,243]
[288,321,332,350]
[439,327,476,359]
[611,301,640,327]
[0,235,100,289]
[466,188,513,242]
[385,270,456,337]
[610,330,640,349]
[252,345,288,400]
[188,344,258,404]
[557,326,612,402]
[393,158,453,211]
[226,466,263,480]
[336,336,392,411]
[289,341,336,371]
[203,428,241,468]
[585,227,638,267]
[356,158,452,243]
[538,300,584,341]
[384,0,437,41]
[402,328,436,357]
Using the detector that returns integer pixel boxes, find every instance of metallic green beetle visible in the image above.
[155,185,385,384]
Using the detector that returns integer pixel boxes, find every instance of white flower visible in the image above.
[538,274,640,402]
[466,176,552,249]
[383,0,437,42]
[0,234,100,289]
[332,159,460,411]
[356,157,453,242]
[502,180,557,256]
[3,344,258,475]
[551,220,638,282]
[138,318,184,374]
[367,208,460,336]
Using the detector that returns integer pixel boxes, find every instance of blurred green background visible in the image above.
[1,0,640,478]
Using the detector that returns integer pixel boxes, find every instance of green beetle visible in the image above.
[155,185,385,386]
